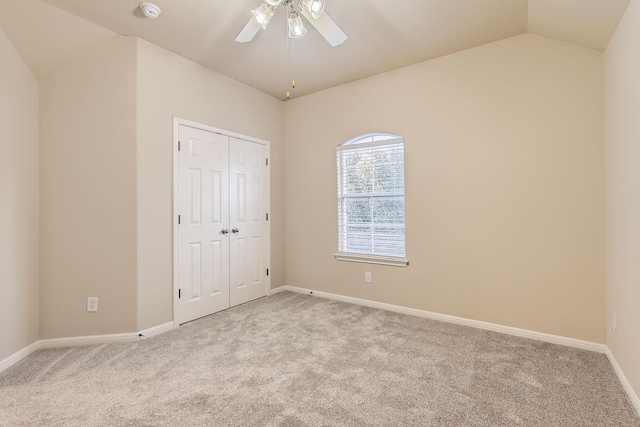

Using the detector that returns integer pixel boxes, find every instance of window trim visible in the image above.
[336,133,408,267]
[334,253,409,267]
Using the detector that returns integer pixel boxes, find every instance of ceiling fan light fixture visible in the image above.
[265,0,283,6]
[287,10,307,38]
[299,0,325,19]
[252,3,276,29]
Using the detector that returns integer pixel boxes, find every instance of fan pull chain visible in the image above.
[284,7,297,100]
[288,38,296,99]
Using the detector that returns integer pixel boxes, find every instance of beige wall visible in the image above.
[0,26,39,360]
[605,0,640,403]
[284,33,605,343]
[135,39,285,330]
[35,34,284,338]
[39,36,138,338]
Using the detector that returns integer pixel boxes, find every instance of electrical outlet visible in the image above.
[613,312,617,332]
[365,272,372,283]
[87,297,98,312]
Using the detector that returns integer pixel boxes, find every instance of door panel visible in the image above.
[178,125,230,324]
[235,237,247,289]
[229,137,269,307]
[237,174,246,222]
[189,242,202,299]
[253,236,261,283]
[189,169,202,224]
[211,171,222,223]
[210,240,223,295]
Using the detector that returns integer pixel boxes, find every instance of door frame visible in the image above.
[173,117,271,328]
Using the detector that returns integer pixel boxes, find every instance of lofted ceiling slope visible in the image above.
[0,0,117,81]
[0,0,631,100]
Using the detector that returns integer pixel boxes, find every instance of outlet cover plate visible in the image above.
[87,297,98,312]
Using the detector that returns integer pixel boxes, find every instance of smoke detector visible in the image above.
[140,2,161,19]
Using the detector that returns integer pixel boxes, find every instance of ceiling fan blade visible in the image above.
[300,9,347,47]
[235,17,261,43]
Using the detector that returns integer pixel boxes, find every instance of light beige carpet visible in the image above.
[0,291,638,426]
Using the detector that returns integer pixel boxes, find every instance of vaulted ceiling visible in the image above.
[0,0,630,99]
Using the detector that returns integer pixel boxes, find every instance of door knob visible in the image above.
[221,228,229,235]
[232,228,240,233]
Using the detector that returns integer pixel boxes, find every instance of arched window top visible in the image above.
[341,133,402,147]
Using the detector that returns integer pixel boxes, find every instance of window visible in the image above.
[336,134,407,267]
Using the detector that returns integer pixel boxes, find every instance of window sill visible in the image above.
[334,253,409,267]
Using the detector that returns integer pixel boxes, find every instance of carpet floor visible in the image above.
[0,291,638,426]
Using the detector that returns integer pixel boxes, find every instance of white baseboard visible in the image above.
[605,347,640,417]
[0,341,40,374]
[39,332,138,348]
[138,322,174,340]
[269,285,288,296]
[0,321,177,372]
[274,285,606,353]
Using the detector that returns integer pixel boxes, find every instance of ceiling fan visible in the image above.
[235,0,347,47]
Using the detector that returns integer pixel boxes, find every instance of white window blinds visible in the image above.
[337,136,406,259]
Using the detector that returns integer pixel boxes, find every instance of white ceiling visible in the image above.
[0,0,630,100]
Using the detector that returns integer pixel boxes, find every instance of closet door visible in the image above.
[229,137,269,307]
[177,125,230,324]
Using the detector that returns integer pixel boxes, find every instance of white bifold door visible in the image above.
[177,124,269,325]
